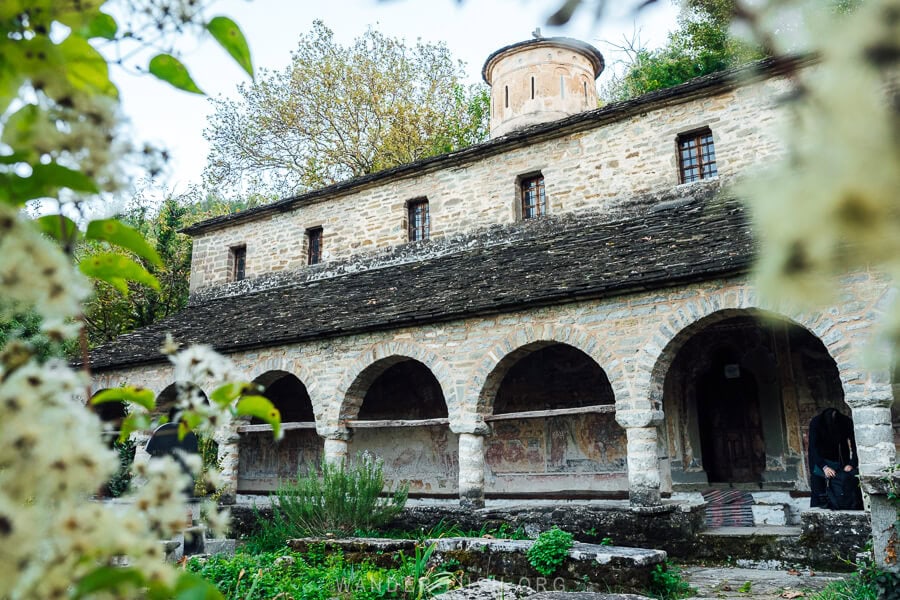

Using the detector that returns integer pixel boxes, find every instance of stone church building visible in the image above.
[89,38,895,527]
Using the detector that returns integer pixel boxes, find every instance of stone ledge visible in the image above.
[287,536,665,594]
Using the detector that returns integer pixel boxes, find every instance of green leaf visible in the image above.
[58,34,118,98]
[207,16,254,79]
[91,386,155,411]
[0,152,27,164]
[209,381,252,406]
[1,104,40,159]
[34,214,80,244]
[79,252,160,293]
[178,411,203,439]
[74,566,145,597]
[149,53,204,94]
[86,218,163,266]
[80,12,118,40]
[118,412,152,443]
[32,162,99,193]
[173,572,225,600]
[0,163,98,204]
[236,395,281,438]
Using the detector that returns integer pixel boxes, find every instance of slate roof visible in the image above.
[89,185,756,372]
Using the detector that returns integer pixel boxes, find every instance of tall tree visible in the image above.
[602,0,763,101]
[203,20,490,199]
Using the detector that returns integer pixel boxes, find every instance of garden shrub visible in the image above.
[526,527,574,576]
[253,452,409,546]
[646,562,694,600]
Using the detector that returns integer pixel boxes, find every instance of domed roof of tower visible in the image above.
[482,36,605,138]
[481,37,605,84]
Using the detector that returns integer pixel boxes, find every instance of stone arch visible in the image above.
[246,356,322,414]
[334,341,458,424]
[636,291,891,492]
[154,383,180,420]
[239,364,323,494]
[470,324,626,417]
[636,293,869,410]
[471,325,627,497]
[89,388,127,427]
[249,370,315,424]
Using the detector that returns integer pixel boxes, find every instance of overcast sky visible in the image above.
[110,0,680,200]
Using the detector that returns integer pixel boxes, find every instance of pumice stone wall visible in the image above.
[88,39,895,534]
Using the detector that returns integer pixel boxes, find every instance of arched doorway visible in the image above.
[663,313,846,490]
[483,342,625,498]
[346,358,458,496]
[237,371,322,493]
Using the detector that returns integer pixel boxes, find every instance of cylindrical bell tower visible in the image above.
[482,37,604,139]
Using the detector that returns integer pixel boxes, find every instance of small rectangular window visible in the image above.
[678,128,718,184]
[520,174,546,219]
[307,227,323,265]
[408,199,430,242]
[231,245,246,281]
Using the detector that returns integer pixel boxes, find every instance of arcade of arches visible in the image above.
[105,307,892,510]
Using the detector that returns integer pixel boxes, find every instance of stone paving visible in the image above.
[681,566,848,599]
[435,566,850,599]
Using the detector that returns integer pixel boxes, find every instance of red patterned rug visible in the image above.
[702,489,755,527]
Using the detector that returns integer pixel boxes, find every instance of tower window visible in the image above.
[531,76,535,100]
[678,128,718,183]
[407,198,430,242]
[230,245,246,281]
[520,174,546,220]
[307,227,323,265]
[505,85,509,108]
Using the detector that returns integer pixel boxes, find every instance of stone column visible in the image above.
[851,393,896,570]
[459,433,486,509]
[617,409,664,507]
[213,423,240,505]
[455,419,490,509]
[321,426,352,466]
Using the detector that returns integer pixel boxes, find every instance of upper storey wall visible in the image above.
[189,74,789,293]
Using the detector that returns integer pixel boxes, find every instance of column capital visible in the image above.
[318,425,352,441]
[616,409,664,429]
[451,418,491,436]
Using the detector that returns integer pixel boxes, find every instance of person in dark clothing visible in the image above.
[808,407,859,508]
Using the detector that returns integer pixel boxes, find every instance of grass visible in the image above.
[188,545,458,600]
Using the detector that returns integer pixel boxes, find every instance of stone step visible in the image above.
[702,526,801,537]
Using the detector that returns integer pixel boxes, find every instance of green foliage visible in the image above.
[81,191,257,346]
[91,385,155,411]
[255,453,409,546]
[235,395,282,438]
[103,438,136,498]
[203,20,490,199]
[0,309,76,360]
[603,0,763,101]
[646,562,694,600]
[189,546,457,599]
[194,435,222,499]
[526,527,574,576]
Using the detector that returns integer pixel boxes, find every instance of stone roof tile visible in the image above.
[89,185,754,371]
